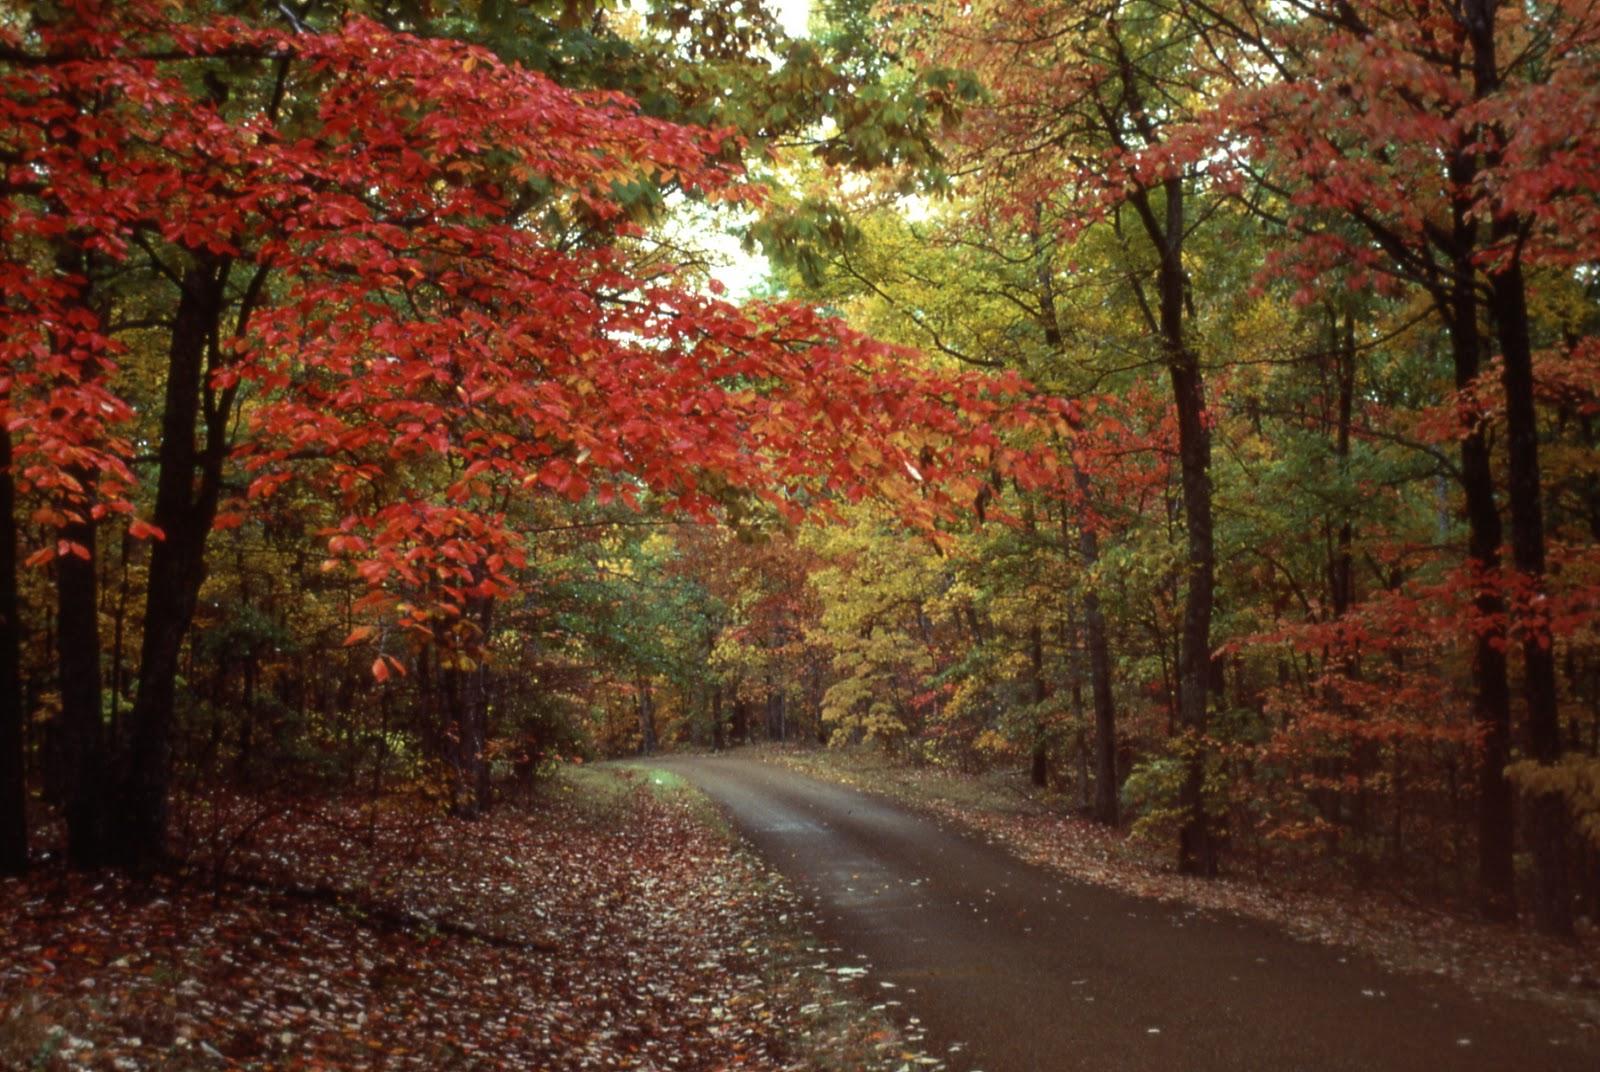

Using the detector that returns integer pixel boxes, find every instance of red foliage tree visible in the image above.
[1,1,1066,868]
[1188,0,1600,934]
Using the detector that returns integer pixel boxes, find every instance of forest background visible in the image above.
[3,0,1599,944]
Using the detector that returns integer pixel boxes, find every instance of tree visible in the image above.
[1187,0,1600,933]
[917,0,1228,870]
[1,0,1063,868]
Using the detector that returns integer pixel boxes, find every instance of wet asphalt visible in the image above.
[654,752,1599,1072]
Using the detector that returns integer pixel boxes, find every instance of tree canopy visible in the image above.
[3,0,1599,941]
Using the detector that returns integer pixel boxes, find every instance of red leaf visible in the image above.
[128,518,165,541]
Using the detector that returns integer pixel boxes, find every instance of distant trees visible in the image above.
[5,0,1596,938]
[759,0,1600,931]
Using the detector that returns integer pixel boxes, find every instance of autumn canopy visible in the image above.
[3,0,1600,947]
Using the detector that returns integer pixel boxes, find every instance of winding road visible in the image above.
[654,752,1597,1072]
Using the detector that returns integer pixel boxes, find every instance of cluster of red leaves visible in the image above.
[1250,540,1600,668]
[1208,0,1600,285]
[3,0,1075,653]
[0,777,911,1071]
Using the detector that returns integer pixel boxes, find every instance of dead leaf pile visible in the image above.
[0,773,922,1070]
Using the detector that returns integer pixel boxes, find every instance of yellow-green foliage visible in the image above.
[1507,756,1600,850]
[805,506,943,745]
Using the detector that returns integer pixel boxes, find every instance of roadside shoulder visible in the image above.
[758,744,1600,1032]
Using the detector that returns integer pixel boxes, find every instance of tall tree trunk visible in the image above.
[1144,178,1217,875]
[764,679,786,742]
[1028,622,1050,788]
[1488,259,1571,935]
[1330,312,1357,624]
[109,530,131,737]
[1329,312,1374,861]
[0,422,26,875]
[472,602,493,813]
[1460,0,1567,930]
[50,236,111,866]
[1040,491,1119,820]
[711,684,724,752]
[444,661,466,813]
[1034,212,1119,824]
[1067,484,1121,826]
[57,488,108,867]
[446,598,494,818]
[637,679,657,755]
[113,260,231,869]
[1447,264,1517,922]
[445,657,487,819]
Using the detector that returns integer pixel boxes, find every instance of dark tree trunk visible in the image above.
[445,663,465,811]
[0,423,26,875]
[1447,260,1517,922]
[1329,312,1375,858]
[47,239,113,866]
[765,683,786,742]
[1461,0,1569,937]
[474,671,490,811]
[443,657,488,818]
[470,601,494,814]
[637,679,657,755]
[1085,594,1118,823]
[711,684,724,752]
[1140,178,1217,875]
[109,530,131,736]
[57,493,109,867]
[1028,623,1049,788]
[1489,259,1571,935]
[440,595,493,819]
[445,660,487,818]
[1075,492,1120,826]
[811,661,827,744]
[1035,211,1119,824]
[1330,312,1357,624]
[112,261,232,870]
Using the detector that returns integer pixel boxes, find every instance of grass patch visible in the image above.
[547,761,638,809]
[558,761,731,834]
[554,761,689,802]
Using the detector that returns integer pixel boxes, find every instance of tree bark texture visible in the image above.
[0,423,26,875]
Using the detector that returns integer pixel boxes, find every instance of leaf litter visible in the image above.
[0,768,939,1070]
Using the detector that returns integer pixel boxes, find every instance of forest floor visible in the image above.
[759,744,1600,1031]
[0,766,934,1071]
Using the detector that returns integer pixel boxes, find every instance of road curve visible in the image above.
[653,752,1597,1072]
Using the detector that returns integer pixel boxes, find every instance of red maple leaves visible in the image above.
[2,1,1069,654]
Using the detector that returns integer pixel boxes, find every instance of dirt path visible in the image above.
[656,753,1598,1072]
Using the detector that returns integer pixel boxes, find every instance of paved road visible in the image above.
[654,753,1598,1072]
